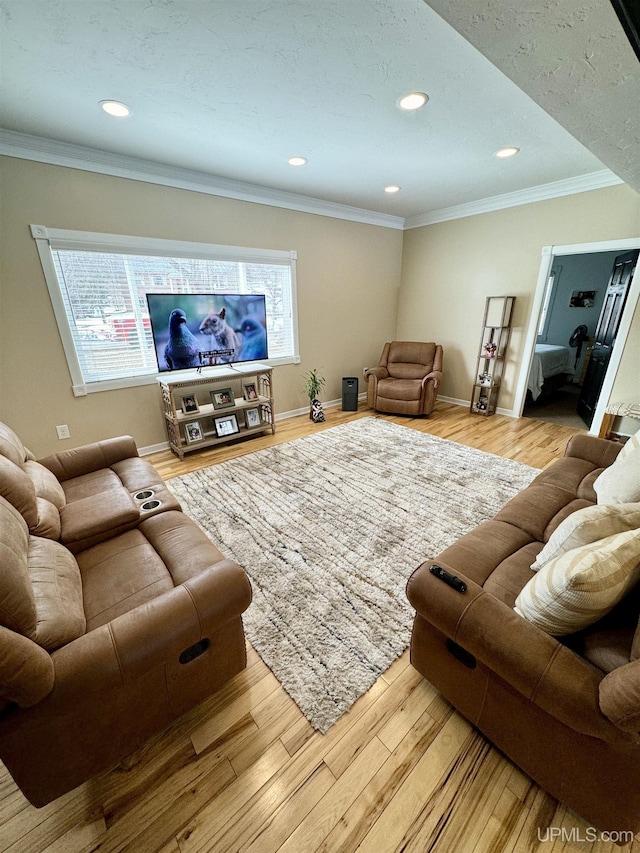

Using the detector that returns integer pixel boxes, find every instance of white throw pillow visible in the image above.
[594,430,640,505]
[532,503,640,570]
[515,529,640,636]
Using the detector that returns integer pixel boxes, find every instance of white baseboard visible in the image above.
[437,395,468,408]
[139,440,170,456]
[275,393,366,421]
[438,395,517,419]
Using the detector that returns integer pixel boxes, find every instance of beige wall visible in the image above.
[0,157,402,456]
[2,156,638,459]
[398,185,640,413]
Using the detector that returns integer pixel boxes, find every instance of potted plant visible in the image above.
[302,368,326,422]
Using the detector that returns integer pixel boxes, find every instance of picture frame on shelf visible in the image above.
[210,387,235,409]
[180,394,199,414]
[184,421,204,444]
[243,382,258,401]
[244,407,261,429]
[214,413,240,438]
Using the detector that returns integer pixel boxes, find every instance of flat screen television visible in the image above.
[146,293,268,372]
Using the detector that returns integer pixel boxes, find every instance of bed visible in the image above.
[527,344,575,401]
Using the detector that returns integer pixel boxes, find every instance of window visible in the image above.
[31,226,299,393]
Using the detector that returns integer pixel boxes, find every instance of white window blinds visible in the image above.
[31,226,298,392]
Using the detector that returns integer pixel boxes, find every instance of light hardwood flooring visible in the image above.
[3,403,638,853]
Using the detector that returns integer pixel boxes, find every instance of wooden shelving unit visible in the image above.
[470,296,515,416]
[158,363,275,459]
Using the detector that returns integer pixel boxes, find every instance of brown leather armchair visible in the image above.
[365,341,443,416]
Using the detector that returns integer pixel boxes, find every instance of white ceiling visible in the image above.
[0,0,636,224]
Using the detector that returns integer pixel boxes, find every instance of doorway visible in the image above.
[514,238,640,435]
[522,250,621,429]
[576,250,639,426]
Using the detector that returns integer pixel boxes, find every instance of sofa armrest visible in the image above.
[407,559,628,743]
[600,659,640,734]
[564,434,621,468]
[422,369,442,390]
[364,366,388,381]
[109,560,251,679]
[0,626,54,707]
[38,436,140,481]
[48,560,252,698]
[365,366,388,407]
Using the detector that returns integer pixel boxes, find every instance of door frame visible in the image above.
[514,237,640,435]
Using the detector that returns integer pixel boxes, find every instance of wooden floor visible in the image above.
[2,403,638,853]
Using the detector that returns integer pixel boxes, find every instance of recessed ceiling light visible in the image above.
[384,185,401,194]
[288,156,307,166]
[494,146,520,159]
[99,100,131,118]
[397,92,429,111]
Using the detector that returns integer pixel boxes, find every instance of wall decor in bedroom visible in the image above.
[569,290,596,308]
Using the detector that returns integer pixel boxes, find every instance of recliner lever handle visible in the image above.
[446,638,476,669]
[179,638,210,664]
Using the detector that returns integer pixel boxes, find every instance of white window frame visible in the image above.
[31,225,300,396]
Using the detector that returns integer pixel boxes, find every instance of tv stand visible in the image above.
[157,363,275,459]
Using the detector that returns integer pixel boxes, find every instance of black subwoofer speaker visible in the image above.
[342,377,359,411]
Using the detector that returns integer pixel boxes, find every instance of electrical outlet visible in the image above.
[56,424,70,440]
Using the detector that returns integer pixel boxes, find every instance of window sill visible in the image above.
[75,356,300,395]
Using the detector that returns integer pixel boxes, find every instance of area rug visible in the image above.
[167,418,539,733]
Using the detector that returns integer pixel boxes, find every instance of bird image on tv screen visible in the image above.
[146,293,268,372]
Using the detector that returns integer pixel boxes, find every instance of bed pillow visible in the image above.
[532,503,640,570]
[515,529,640,636]
[594,429,640,505]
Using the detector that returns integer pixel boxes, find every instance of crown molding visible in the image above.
[403,169,624,229]
[1,129,624,232]
[0,129,406,231]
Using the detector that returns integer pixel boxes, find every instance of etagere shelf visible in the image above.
[470,296,515,417]
[158,363,275,459]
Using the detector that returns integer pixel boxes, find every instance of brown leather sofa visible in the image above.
[364,341,443,416]
[0,422,252,806]
[406,434,640,834]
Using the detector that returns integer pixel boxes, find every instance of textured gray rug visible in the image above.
[168,418,538,733]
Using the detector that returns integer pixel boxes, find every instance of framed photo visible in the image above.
[214,413,240,438]
[245,407,261,429]
[243,382,259,402]
[180,394,199,414]
[184,421,204,444]
[570,290,596,308]
[210,387,235,409]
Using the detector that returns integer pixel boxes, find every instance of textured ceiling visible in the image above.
[424,0,640,197]
[0,0,633,221]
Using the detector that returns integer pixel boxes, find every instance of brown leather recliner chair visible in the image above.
[0,422,252,807]
[365,341,443,416]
